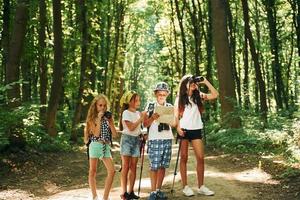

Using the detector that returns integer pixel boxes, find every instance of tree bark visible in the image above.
[1,0,10,86]
[46,0,63,136]
[264,0,286,109]
[242,0,268,124]
[38,0,47,123]
[174,0,187,75]
[5,0,29,108]
[211,0,240,128]
[71,0,88,142]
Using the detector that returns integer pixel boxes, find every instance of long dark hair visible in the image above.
[119,93,139,131]
[178,75,204,116]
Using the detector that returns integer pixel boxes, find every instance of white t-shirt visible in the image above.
[176,97,203,130]
[145,102,174,140]
[122,110,142,137]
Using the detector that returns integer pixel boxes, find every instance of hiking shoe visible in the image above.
[182,185,194,197]
[148,192,157,200]
[156,190,167,200]
[129,191,140,199]
[197,185,215,196]
[120,192,130,200]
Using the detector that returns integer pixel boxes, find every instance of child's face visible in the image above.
[96,98,107,113]
[129,95,141,110]
[186,82,198,94]
[155,91,168,105]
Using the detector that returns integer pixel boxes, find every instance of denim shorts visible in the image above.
[148,139,172,170]
[120,134,141,157]
[89,141,112,159]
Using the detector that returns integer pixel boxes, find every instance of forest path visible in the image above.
[0,142,294,200]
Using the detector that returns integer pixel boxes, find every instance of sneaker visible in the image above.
[93,196,99,200]
[156,190,167,200]
[198,185,215,196]
[148,192,157,200]
[120,192,130,200]
[182,185,194,197]
[129,191,140,199]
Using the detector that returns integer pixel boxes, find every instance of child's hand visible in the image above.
[140,111,147,120]
[177,127,185,137]
[151,113,160,120]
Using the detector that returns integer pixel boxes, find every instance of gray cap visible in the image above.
[154,82,170,92]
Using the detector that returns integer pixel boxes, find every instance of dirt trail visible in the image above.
[0,143,293,200]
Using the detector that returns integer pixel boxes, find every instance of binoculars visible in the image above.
[189,76,204,84]
[104,111,112,119]
[158,123,170,132]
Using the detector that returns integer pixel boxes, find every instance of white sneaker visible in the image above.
[183,185,194,197]
[198,185,215,196]
[93,196,99,200]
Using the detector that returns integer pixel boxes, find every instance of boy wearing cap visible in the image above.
[143,82,174,200]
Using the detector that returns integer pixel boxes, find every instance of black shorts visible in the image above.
[179,129,203,141]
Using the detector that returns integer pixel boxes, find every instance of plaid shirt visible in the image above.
[90,118,112,143]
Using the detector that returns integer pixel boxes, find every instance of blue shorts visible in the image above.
[148,139,172,170]
[120,134,141,157]
[89,141,112,159]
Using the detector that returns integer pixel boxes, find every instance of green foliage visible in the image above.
[279,167,300,179]
[0,104,72,153]
[206,109,299,161]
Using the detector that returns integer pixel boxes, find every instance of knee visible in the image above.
[180,154,188,163]
[130,163,137,171]
[108,168,115,177]
[89,168,97,177]
[196,156,204,164]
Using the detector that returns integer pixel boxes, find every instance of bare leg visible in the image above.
[156,168,166,189]
[191,139,204,187]
[102,157,115,200]
[150,169,158,191]
[121,155,131,194]
[179,140,189,187]
[89,158,99,199]
[128,157,138,193]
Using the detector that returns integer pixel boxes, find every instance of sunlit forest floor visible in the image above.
[0,142,299,200]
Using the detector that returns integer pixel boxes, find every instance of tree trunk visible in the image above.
[211,0,240,128]
[242,0,268,124]
[186,0,201,75]
[71,0,88,142]
[20,58,31,102]
[108,0,124,98]
[5,0,29,108]
[1,0,10,86]
[38,0,47,123]
[169,0,181,76]
[264,0,286,109]
[224,1,241,106]
[243,31,250,109]
[174,0,187,75]
[46,0,63,137]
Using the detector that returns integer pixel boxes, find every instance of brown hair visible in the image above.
[119,93,139,131]
[177,75,204,116]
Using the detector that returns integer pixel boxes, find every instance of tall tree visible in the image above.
[38,0,47,122]
[108,0,125,98]
[242,0,268,124]
[211,0,240,128]
[263,0,287,109]
[71,0,88,142]
[174,0,187,75]
[5,0,29,108]
[1,0,10,86]
[45,0,63,136]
